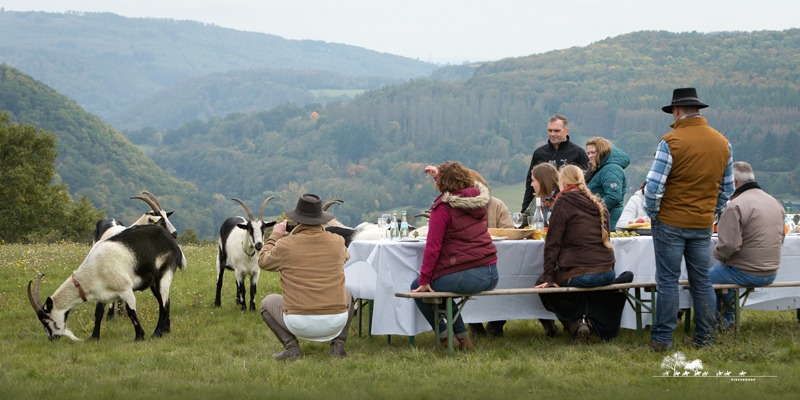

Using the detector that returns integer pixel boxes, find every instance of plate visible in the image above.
[398,238,421,242]
[617,228,652,236]
[487,228,535,240]
[491,236,509,241]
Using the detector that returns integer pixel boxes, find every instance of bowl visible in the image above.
[487,228,536,240]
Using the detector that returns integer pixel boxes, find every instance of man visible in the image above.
[258,194,354,360]
[711,161,785,330]
[521,114,590,213]
[644,88,734,350]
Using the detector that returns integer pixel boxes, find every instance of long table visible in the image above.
[343,235,800,337]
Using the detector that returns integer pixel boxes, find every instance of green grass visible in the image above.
[491,181,527,212]
[2,243,799,399]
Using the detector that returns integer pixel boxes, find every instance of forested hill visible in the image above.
[0,10,435,120]
[0,65,228,238]
[135,29,800,230]
[109,69,403,131]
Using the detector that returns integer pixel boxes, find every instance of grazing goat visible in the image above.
[92,191,178,320]
[215,197,277,311]
[27,224,186,341]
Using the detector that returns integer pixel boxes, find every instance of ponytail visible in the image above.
[577,183,613,248]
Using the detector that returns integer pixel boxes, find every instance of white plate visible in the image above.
[399,239,421,242]
[492,236,509,241]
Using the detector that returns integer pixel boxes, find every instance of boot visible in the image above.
[330,295,355,358]
[468,323,488,339]
[539,319,558,337]
[262,311,301,360]
[458,336,474,350]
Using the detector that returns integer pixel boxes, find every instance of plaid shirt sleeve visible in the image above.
[716,143,734,213]
[643,140,672,219]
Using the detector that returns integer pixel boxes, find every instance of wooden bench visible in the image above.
[678,280,800,336]
[395,281,658,353]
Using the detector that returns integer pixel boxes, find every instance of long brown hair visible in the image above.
[531,163,559,200]
[586,137,612,172]
[560,165,612,248]
[435,161,474,193]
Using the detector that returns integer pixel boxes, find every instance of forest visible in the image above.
[0,10,435,120]
[3,28,800,240]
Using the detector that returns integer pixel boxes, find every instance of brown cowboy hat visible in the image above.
[662,87,709,114]
[285,194,334,225]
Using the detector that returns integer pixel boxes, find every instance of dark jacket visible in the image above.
[539,190,615,285]
[419,182,498,285]
[587,146,630,227]
[522,136,590,212]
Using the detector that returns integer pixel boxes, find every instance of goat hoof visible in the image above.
[213,301,221,307]
[89,335,100,341]
[106,313,115,321]
[151,331,163,338]
[134,335,145,342]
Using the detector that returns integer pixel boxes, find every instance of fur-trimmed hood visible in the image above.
[431,181,491,219]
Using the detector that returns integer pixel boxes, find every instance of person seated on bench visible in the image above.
[412,161,499,350]
[534,165,631,344]
[711,161,785,331]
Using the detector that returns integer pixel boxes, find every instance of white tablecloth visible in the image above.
[343,236,800,336]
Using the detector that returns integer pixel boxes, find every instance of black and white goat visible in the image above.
[215,197,277,311]
[92,191,179,320]
[27,223,186,341]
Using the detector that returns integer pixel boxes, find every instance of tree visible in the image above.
[0,110,103,242]
[660,351,687,374]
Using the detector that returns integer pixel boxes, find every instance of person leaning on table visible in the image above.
[257,194,355,360]
[644,87,734,351]
[711,161,785,331]
[533,165,631,344]
[412,161,499,350]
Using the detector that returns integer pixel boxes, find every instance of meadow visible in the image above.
[1,242,798,400]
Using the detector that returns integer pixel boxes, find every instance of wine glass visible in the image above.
[380,214,391,240]
[512,212,522,229]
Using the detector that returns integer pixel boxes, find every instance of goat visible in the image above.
[215,197,277,311]
[319,200,426,246]
[27,224,186,341]
[92,191,178,320]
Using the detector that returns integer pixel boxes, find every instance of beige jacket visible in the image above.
[714,185,785,276]
[487,197,515,229]
[258,224,350,315]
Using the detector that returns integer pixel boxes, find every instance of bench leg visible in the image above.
[446,299,455,354]
[734,288,741,337]
[408,336,414,347]
[368,300,374,338]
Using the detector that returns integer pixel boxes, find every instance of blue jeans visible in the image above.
[410,264,499,339]
[560,270,616,288]
[709,264,776,328]
[651,219,717,346]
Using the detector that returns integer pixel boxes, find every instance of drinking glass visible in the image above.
[380,214,391,240]
[377,218,387,240]
[512,212,522,229]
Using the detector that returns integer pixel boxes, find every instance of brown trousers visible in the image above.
[260,290,354,341]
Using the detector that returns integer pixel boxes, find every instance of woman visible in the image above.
[585,137,630,228]
[523,163,561,228]
[535,165,630,344]
[616,181,648,229]
[412,161,499,349]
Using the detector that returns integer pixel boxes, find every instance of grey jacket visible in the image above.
[714,183,785,276]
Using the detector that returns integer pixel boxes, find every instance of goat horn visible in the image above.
[27,274,45,313]
[142,191,163,210]
[322,199,344,211]
[414,212,431,219]
[131,195,160,214]
[258,196,275,221]
[232,198,255,221]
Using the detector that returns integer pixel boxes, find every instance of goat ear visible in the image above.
[237,223,248,230]
[150,216,163,224]
[44,297,53,313]
[263,221,277,228]
[165,211,174,217]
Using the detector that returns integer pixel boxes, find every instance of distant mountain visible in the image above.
[0,10,436,120]
[0,64,228,238]
[109,68,402,131]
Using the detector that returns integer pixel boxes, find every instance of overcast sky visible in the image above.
[3,0,800,65]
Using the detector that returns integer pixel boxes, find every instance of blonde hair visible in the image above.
[585,137,612,172]
[559,165,612,248]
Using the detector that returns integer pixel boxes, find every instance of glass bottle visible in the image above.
[785,207,795,234]
[391,210,399,241]
[400,210,409,240]
[532,197,545,238]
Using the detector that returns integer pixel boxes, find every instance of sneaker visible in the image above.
[647,340,673,352]
[613,271,634,284]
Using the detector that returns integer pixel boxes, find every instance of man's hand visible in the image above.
[273,220,289,237]
[424,165,439,179]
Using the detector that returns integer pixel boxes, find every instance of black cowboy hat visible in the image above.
[662,87,709,114]
[285,194,334,225]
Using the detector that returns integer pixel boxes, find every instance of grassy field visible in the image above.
[490,182,526,212]
[2,243,799,399]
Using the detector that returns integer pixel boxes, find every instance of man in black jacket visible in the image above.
[520,114,590,213]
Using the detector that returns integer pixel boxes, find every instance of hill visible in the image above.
[0,10,435,120]
[0,64,228,238]
[109,68,402,130]
[138,29,800,224]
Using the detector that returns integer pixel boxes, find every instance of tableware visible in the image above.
[487,228,535,240]
[511,212,523,229]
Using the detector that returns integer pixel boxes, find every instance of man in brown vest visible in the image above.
[643,88,734,351]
